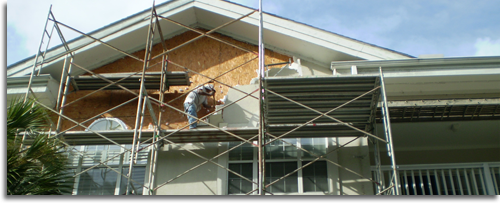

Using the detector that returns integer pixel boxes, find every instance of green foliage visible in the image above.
[7,98,73,195]
[7,98,48,140]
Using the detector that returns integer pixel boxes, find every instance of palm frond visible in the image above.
[7,98,49,140]
[7,99,73,195]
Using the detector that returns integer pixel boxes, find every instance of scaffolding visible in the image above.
[20,0,400,195]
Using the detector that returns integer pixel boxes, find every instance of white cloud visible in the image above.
[474,37,500,56]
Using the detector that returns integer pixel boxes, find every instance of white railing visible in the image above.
[372,162,500,195]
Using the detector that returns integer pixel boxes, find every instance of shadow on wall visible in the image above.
[332,137,374,195]
[221,101,260,127]
[266,67,299,77]
[222,84,259,127]
[155,142,219,195]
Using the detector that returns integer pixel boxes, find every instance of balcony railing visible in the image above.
[371,162,500,195]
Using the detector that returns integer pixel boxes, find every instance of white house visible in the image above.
[7,0,500,195]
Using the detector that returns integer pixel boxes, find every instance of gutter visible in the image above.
[331,56,500,70]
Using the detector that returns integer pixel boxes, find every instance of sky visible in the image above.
[4,0,500,67]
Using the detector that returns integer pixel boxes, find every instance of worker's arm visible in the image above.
[202,98,212,109]
[202,103,212,109]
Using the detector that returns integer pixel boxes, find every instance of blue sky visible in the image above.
[5,0,500,67]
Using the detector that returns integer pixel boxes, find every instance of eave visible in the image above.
[7,0,413,81]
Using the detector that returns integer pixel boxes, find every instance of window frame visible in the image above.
[68,144,150,195]
[225,138,331,195]
[86,118,128,131]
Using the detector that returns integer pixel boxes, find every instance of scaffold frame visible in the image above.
[19,0,400,195]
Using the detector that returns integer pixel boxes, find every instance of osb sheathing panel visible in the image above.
[59,31,290,131]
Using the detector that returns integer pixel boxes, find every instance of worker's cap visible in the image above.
[201,84,215,93]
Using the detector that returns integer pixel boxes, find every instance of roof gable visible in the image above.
[7,0,413,80]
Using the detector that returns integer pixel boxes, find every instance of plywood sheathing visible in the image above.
[59,30,290,131]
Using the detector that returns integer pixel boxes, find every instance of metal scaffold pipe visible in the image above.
[379,67,400,195]
[126,3,156,195]
[257,0,265,196]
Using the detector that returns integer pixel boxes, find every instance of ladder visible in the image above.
[24,5,73,102]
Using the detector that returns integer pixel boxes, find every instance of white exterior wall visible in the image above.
[154,143,220,195]
[334,137,374,195]
[6,76,60,109]
[153,138,374,195]
[266,59,333,78]
[299,59,333,76]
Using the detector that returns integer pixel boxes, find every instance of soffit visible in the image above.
[332,56,500,99]
[375,120,500,151]
[7,0,412,81]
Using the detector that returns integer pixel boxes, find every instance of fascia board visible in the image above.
[7,0,194,78]
[256,16,398,60]
[195,0,410,61]
[262,17,413,60]
[332,56,500,69]
[378,69,500,78]
[257,19,382,61]
[7,74,52,86]
[194,2,374,64]
[194,0,260,26]
[195,1,372,60]
[332,56,500,77]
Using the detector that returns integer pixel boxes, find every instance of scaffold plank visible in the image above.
[72,71,190,90]
[22,128,259,145]
[265,75,380,138]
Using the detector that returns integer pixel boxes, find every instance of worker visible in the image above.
[183,84,216,129]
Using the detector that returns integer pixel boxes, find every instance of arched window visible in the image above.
[87,118,128,131]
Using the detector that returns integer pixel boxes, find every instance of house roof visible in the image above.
[7,0,414,81]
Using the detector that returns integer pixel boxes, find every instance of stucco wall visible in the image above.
[334,137,374,195]
[154,142,220,195]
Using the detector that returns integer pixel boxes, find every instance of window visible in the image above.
[77,167,119,195]
[228,163,253,194]
[265,162,298,193]
[227,138,329,195]
[87,118,128,131]
[67,118,145,195]
[228,141,254,194]
[67,144,149,195]
[265,138,298,160]
[228,141,253,161]
[302,161,328,192]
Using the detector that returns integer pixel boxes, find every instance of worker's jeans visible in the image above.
[184,103,197,129]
